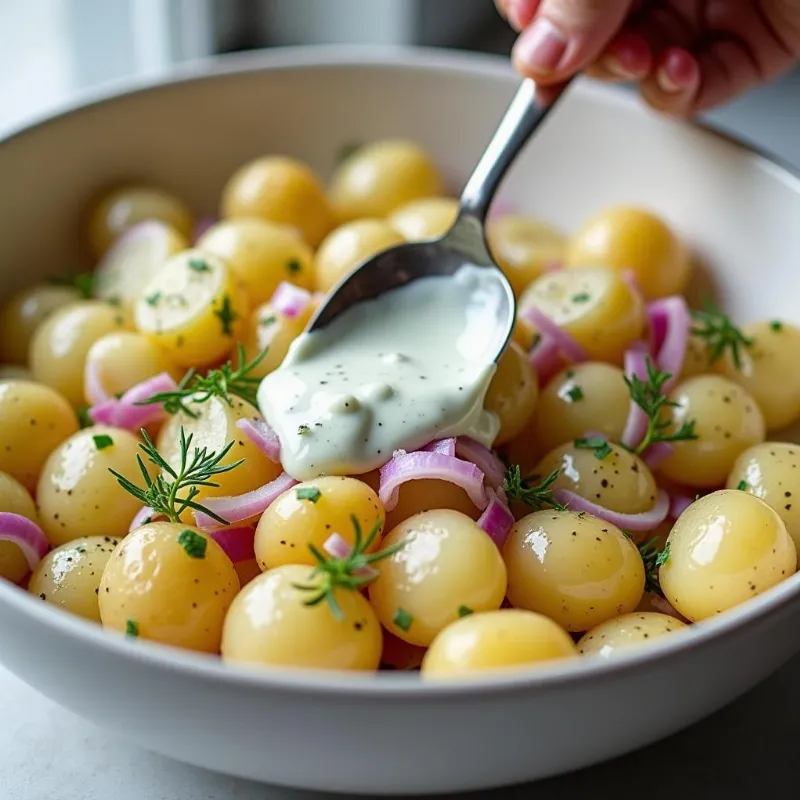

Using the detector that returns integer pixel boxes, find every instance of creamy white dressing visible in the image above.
[257,266,503,480]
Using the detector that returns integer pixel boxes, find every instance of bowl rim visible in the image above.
[2,44,800,699]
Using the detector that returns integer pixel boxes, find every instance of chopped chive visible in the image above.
[574,436,612,460]
[457,605,474,618]
[566,386,584,402]
[92,434,114,451]
[737,480,748,491]
[177,529,207,559]
[286,259,302,275]
[296,487,321,503]
[125,619,139,638]
[145,291,162,306]
[260,315,277,327]
[393,608,413,632]
[77,405,93,429]
[572,292,591,303]
[188,258,211,273]
[213,294,238,336]
[770,320,784,332]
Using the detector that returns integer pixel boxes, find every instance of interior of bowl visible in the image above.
[2,46,800,694]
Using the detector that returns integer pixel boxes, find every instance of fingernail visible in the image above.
[513,18,568,74]
[601,53,630,79]
[656,67,680,93]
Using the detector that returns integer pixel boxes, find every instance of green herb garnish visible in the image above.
[458,605,474,618]
[336,141,363,164]
[213,293,238,336]
[296,487,321,503]
[565,386,584,403]
[125,619,139,638]
[136,344,267,417]
[177,529,207,559]
[297,424,311,436]
[145,291,162,306]
[50,271,94,299]
[393,608,414,632]
[691,296,753,369]
[260,315,277,327]
[92,434,114,451]
[737,480,748,491]
[77,405,93,429]
[109,426,243,526]
[503,465,567,512]
[574,436,612,460]
[624,359,698,455]
[770,320,784,333]
[188,258,211,273]
[286,259,302,275]
[638,538,671,596]
[293,515,404,620]
[572,292,591,303]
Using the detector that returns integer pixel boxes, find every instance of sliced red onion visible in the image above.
[552,488,670,532]
[84,360,110,406]
[648,296,691,393]
[642,442,675,469]
[0,513,49,571]
[271,282,312,319]
[208,526,256,564]
[477,490,515,548]
[621,343,650,450]
[455,437,505,489]
[193,472,298,530]
[236,418,281,463]
[669,493,694,520]
[322,532,377,578]
[89,372,179,431]
[379,450,488,512]
[528,335,564,386]
[523,307,588,363]
[193,216,218,243]
[128,506,167,532]
[422,438,457,457]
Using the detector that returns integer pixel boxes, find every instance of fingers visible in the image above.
[586,29,652,82]
[495,0,540,31]
[639,47,700,117]
[511,0,637,84]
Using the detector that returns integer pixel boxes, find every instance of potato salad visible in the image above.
[1,139,798,679]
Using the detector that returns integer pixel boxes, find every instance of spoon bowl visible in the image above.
[309,79,572,364]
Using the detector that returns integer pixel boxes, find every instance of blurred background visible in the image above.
[2,0,799,166]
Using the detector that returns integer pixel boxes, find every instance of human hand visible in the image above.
[495,0,800,115]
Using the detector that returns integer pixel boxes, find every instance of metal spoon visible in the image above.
[309,78,571,361]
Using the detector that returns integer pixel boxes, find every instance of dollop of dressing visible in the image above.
[258,266,502,480]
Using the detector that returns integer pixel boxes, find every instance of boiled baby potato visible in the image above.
[0,470,39,584]
[37,426,153,547]
[369,510,507,647]
[29,535,121,622]
[156,395,282,512]
[94,220,188,311]
[484,341,538,445]
[0,381,78,491]
[720,321,800,431]
[422,610,577,677]
[488,215,567,296]
[388,197,458,242]
[0,282,80,365]
[533,441,659,514]
[314,219,405,294]
[85,331,178,401]
[99,522,239,652]
[519,266,645,364]
[221,156,334,248]
[329,140,443,221]
[30,300,129,408]
[197,218,315,307]
[384,479,479,531]
[727,442,800,555]
[503,510,645,631]
[87,184,193,258]
[134,249,248,369]
[658,375,766,488]
[660,490,796,621]
[577,612,687,657]
[566,206,690,300]
[526,362,630,458]
[254,476,385,570]
[222,564,382,671]
[239,303,309,379]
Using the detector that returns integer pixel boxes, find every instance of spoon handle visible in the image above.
[458,79,572,224]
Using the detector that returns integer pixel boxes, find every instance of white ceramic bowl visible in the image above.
[2,47,800,797]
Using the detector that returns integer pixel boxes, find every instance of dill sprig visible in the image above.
[691,296,753,369]
[624,359,698,455]
[136,344,267,418]
[503,465,567,512]
[293,515,403,620]
[109,427,243,525]
[638,538,671,596]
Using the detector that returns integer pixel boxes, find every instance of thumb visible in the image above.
[512,0,635,84]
